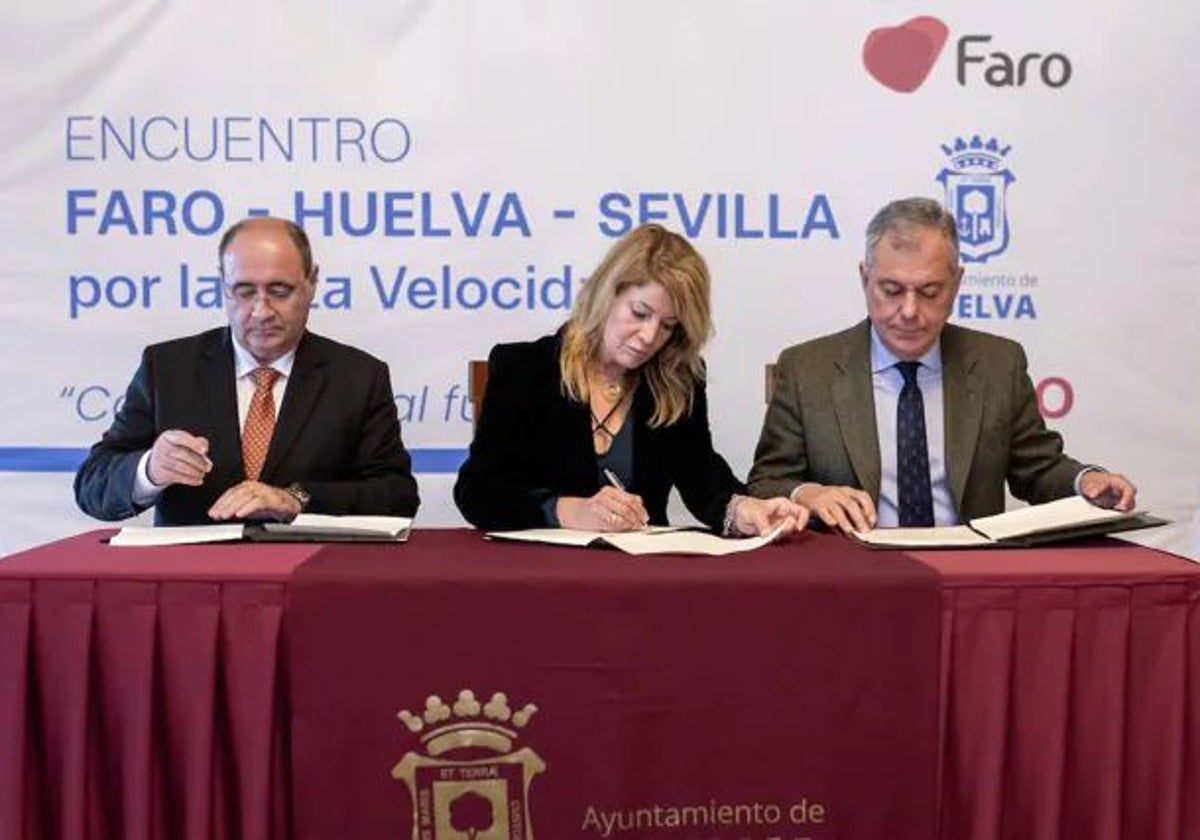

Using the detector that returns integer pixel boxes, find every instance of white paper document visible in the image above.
[486,524,785,556]
[851,525,992,549]
[852,496,1161,549]
[109,514,413,547]
[968,497,1131,541]
[109,524,246,547]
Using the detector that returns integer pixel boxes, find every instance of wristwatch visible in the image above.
[285,483,311,512]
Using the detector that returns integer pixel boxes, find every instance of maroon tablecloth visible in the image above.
[4,529,1197,840]
[0,530,318,840]
[915,540,1200,840]
[285,530,943,840]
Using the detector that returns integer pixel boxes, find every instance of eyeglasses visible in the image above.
[224,282,300,305]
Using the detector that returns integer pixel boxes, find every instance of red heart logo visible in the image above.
[862,16,949,93]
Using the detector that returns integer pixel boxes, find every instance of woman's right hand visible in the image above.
[557,487,649,531]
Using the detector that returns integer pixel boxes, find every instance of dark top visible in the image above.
[74,327,420,525]
[454,331,744,530]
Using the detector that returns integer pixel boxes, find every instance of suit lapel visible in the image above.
[261,333,327,483]
[832,323,882,499]
[200,329,243,479]
[941,327,983,513]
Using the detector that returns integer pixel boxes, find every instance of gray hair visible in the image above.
[864,197,960,271]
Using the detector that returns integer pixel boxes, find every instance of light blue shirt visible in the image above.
[870,327,959,527]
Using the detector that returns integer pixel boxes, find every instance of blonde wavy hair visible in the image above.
[559,223,713,427]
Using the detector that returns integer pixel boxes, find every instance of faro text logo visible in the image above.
[862,16,1073,93]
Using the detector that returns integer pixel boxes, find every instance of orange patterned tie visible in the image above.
[242,367,281,481]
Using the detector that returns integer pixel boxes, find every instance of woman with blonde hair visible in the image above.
[455,223,806,536]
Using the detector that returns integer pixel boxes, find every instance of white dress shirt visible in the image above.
[131,338,296,504]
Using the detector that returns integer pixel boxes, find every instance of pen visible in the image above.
[604,468,650,528]
[603,468,626,492]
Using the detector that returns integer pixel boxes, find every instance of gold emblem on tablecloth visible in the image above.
[392,689,545,840]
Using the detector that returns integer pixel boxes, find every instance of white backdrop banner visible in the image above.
[2,1,1198,555]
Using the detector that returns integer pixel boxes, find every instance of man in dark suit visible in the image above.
[75,217,419,525]
[748,197,1135,532]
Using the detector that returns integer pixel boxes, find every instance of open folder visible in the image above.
[485,524,786,556]
[109,514,412,547]
[851,496,1167,549]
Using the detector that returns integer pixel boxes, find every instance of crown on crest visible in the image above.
[940,135,1011,171]
[397,689,538,756]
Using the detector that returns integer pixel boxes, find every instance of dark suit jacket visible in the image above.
[748,321,1083,521]
[74,327,419,524]
[454,332,743,531]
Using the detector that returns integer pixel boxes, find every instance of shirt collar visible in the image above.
[231,335,297,381]
[869,324,943,375]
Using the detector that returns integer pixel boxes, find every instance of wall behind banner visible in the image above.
[2,1,1198,557]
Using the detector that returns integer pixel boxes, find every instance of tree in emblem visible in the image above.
[449,790,494,839]
[960,189,993,240]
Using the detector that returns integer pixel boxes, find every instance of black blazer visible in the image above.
[74,327,419,525]
[454,332,743,530]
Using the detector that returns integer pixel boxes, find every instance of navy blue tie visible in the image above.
[896,361,934,527]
